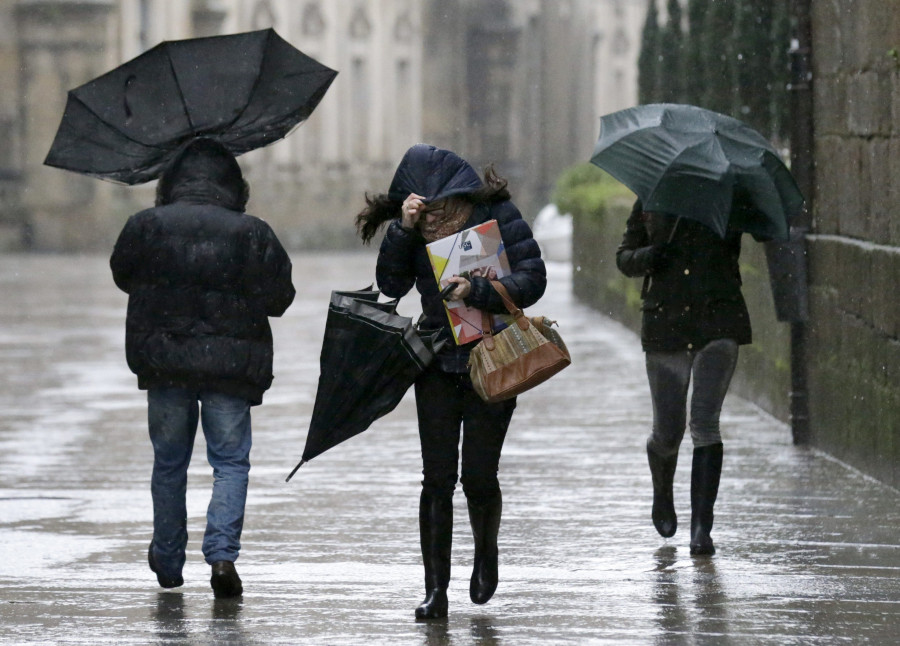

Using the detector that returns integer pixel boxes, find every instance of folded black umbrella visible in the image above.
[286,288,444,481]
[44,28,337,184]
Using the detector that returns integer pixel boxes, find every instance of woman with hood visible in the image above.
[110,138,295,597]
[357,144,546,619]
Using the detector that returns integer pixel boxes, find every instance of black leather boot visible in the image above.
[415,489,453,619]
[647,440,678,538]
[690,443,723,556]
[467,492,501,604]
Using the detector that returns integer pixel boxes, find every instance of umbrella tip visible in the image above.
[285,460,306,482]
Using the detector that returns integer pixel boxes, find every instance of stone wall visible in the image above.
[806,0,900,487]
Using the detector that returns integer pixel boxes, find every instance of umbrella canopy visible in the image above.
[286,288,444,481]
[44,28,337,185]
[590,103,804,241]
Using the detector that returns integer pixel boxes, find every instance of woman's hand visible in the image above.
[443,275,472,301]
[401,193,426,230]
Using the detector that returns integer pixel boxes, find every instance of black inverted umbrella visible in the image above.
[44,28,337,184]
[285,288,444,481]
[590,103,804,241]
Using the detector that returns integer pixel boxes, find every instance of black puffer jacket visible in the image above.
[616,199,751,352]
[110,151,294,404]
[376,147,545,372]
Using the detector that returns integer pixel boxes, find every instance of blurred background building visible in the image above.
[0,0,646,251]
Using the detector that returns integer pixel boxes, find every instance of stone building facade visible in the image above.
[0,0,645,251]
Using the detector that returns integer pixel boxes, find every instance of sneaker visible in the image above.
[148,543,184,589]
[210,561,243,598]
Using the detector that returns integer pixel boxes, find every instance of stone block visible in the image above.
[858,0,897,71]
[890,138,900,245]
[863,139,893,243]
[814,76,848,136]
[869,248,900,338]
[847,71,893,136]
[811,0,847,75]
[835,139,866,238]
[894,71,900,137]
[813,136,847,234]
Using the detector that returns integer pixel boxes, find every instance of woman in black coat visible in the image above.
[357,144,546,619]
[616,198,752,556]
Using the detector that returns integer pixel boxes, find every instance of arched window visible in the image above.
[301,3,326,38]
[252,0,276,29]
[349,5,372,40]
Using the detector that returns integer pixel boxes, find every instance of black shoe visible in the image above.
[467,493,501,604]
[210,561,243,598]
[148,543,183,589]
[414,489,452,619]
[647,440,678,538]
[689,443,723,556]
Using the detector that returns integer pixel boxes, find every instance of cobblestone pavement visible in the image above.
[1,252,898,645]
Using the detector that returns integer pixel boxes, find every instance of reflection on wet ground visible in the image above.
[1,253,898,645]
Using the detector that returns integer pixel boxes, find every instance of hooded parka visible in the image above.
[375,144,546,372]
[110,140,295,404]
[616,199,751,352]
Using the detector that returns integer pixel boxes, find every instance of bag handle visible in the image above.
[479,280,530,351]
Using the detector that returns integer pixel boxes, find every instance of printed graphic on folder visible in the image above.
[426,219,512,345]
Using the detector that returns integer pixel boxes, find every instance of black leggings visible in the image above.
[414,365,516,503]
[645,338,739,456]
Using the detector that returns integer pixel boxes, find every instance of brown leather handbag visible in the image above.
[468,281,571,403]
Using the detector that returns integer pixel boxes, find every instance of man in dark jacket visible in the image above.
[110,138,295,597]
[616,198,751,557]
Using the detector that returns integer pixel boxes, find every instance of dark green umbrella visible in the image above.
[590,103,804,241]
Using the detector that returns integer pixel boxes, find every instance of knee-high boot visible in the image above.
[467,492,501,604]
[415,489,453,619]
[647,440,678,538]
[690,443,723,556]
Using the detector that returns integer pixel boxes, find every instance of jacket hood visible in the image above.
[387,144,483,204]
[156,138,248,211]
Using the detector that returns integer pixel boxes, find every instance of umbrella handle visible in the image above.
[285,460,306,482]
[667,215,682,243]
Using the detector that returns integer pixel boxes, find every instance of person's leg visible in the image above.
[460,382,515,605]
[413,367,463,619]
[644,350,692,537]
[198,391,252,597]
[147,387,199,587]
[688,339,738,555]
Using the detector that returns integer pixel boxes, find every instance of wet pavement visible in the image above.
[1,252,898,645]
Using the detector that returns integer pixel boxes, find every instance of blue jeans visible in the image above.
[147,388,252,579]
[645,339,739,456]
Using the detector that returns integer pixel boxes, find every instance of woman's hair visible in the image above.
[355,164,511,244]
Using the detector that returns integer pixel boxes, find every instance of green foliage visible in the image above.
[659,0,685,103]
[770,1,792,143]
[638,0,792,144]
[734,0,774,134]
[702,0,737,115]
[638,0,661,104]
[683,0,710,105]
[551,164,633,218]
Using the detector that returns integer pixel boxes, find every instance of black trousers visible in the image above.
[414,365,516,503]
